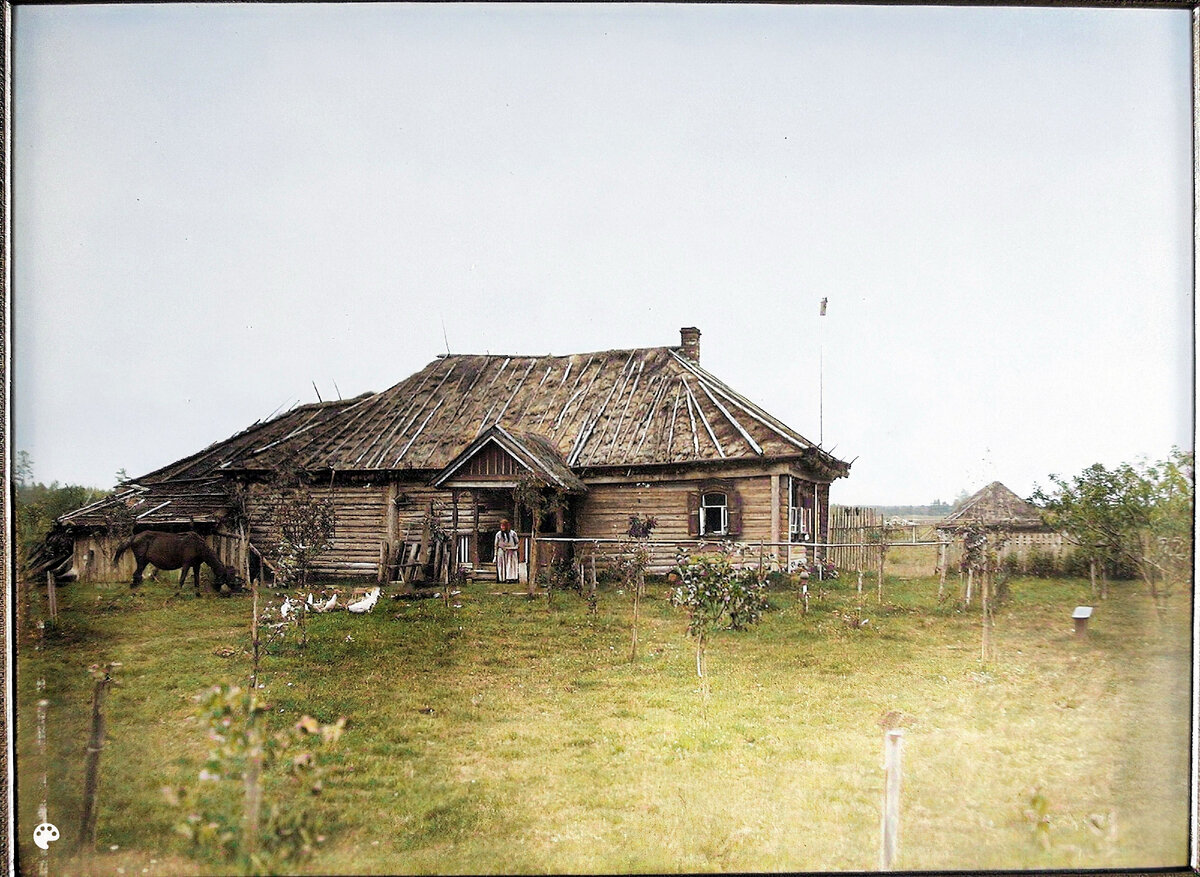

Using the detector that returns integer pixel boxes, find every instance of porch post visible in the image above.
[471,489,480,566]
[451,491,460,575]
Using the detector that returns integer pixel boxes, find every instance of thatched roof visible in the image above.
[56,339,847,530]
[937,482,1048,531]
[58,479,234,529]
[232,346,847,476]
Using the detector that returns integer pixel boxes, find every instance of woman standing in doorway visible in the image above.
[494,518,520,583]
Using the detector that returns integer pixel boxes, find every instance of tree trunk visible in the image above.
[631,572,641,661]
[528,534,539,598]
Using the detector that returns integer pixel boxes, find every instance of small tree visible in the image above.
[671,543,768,712]
[268,490,336,589]
[1033,450,1194,599]
[164,684,345,875]
[618,514,656,661]
[512,475,566,602]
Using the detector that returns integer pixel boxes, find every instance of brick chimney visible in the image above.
[679,326,701,363]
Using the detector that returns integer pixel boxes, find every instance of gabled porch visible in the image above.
[431,425,587,582]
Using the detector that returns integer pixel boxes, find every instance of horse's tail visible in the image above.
[112,538,133,564]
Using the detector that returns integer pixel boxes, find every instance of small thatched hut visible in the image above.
[936,481,1067,569]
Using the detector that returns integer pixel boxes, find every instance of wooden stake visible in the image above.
[880,729,904,870]
[46,571,58,623]
[79,664,119,851]
[250,580,260,691]
[937,542,947,602]
[37,693,49,877]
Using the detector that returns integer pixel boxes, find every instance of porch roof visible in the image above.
[431,425,587,493]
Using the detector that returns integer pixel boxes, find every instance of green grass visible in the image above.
[16,571,1192,874]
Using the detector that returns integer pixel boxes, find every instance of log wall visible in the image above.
[246,483,390,578]
[574,475,787,571]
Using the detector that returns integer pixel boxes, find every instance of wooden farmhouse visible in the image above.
[935,481,1067,567]
[49,328,850,583]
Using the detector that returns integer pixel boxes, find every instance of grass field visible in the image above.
[15,568,1193,875]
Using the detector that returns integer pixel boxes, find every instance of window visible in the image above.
[700,491,728,535]
[687,483,742,537]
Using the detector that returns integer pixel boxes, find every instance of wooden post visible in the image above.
[880,729,904,870]
[450,491,460,577]
[965,567,973,607]
[37,693,49,877]
[877,529,886,604]
[46,572,58,623]
[79,664,119,851]
[769,473,781,554]
[470,489,480,566]
[378,541,389,584]
[981,564,991,662]
[250,580,260,691]
[937,542,948,602]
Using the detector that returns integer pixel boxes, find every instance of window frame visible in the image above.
[700,490,729,536]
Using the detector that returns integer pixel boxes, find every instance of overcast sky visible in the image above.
[12,3,1193,505]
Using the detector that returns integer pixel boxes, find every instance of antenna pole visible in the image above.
[818,296,828,445]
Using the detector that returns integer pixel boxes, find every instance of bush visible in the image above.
[1027,549,1058,578]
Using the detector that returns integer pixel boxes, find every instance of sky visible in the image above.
[11,3,1194,506]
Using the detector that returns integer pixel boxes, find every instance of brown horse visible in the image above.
[113,531,241,595]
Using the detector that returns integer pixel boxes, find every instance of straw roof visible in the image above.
[56,343,847,530]
[936,482,1048,531]
[231,346,848,476]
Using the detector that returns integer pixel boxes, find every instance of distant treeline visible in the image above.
[870,502,953,518]
[14,452,110,564]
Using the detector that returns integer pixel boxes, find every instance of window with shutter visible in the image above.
[701,491,728,535]
[687,481,745,537]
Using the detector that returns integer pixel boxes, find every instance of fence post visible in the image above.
[37,692,50,877]
[79,663,120,851]
[46,571,58,623]
[880,729,904,870]
[937,542,948,601]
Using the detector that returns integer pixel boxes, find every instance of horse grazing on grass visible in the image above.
[113,531,241,595]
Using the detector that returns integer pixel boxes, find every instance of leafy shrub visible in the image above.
[164,684,345,875]
[671,545,768,635]
[1028,549,1058,578]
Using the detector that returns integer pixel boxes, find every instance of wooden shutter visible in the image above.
[686,490,701,537]
[727,487,744,536]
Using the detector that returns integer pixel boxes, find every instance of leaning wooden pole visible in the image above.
[79,663,120,851]
[45,571,58,623]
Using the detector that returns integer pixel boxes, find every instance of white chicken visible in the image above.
[347,587,380,614]
[280,596,299,619]
[316,593,339,613]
